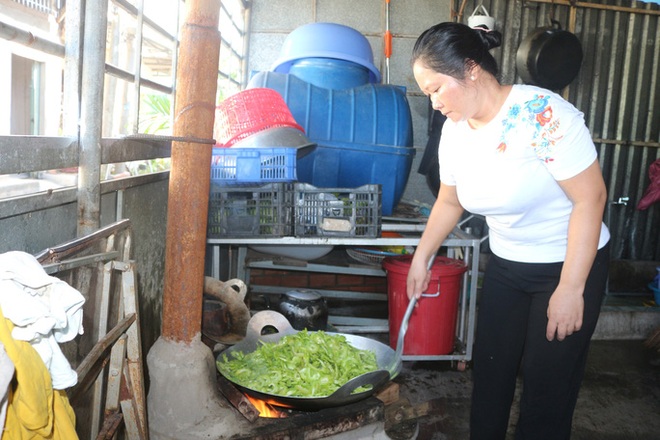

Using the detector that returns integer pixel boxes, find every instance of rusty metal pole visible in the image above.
[161,0,220,343]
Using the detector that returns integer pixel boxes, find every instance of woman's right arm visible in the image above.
[406,183,464,299]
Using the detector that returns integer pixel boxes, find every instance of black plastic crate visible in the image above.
[207,182,293,237]
[293,183,381,238]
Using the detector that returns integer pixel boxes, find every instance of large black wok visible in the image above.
[516,19,583,91]
[215,310,399,410]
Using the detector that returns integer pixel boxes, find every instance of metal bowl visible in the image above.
[230,126,316,158]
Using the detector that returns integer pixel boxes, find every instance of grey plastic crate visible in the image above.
[293,183,381,238]
[207,182,293,237]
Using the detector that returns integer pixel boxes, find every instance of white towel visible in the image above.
[0,251,85,390]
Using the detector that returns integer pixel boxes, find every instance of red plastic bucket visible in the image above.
[383,255,467,355]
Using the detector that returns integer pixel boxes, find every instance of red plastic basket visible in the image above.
[214,88,304,147]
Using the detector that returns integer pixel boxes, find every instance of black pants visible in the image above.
[470,243,610,440]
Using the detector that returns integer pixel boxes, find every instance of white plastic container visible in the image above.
[468,5,496,30]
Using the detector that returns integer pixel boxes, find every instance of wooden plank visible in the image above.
[95,411,123,440]
[67,313,135,405]
[120,365,146,440]
[90,259,115,440]
[216,375,260,422]
[119,263,148,437]
[375,382,400,406]
[104,334,127,413]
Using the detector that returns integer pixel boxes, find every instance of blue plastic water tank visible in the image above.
[247,71,415,215]
[248,71,413,147]
[296,140,415,216]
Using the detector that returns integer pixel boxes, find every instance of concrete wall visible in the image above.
[0,176,169,362]
[247,0,454,207]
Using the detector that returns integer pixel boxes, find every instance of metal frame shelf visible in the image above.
[206,224,481,365]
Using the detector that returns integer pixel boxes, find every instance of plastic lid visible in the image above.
[271,22,381,83]
[285,289,322,301]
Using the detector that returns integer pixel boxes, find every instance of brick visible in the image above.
[336,274,365,286]
[364,276,387,286]
[279,273,310,287]
[250,273,283,286]
[356,285,388,294]
[308,274,337,288]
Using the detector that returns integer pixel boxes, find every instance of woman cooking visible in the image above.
[406,22,610,439]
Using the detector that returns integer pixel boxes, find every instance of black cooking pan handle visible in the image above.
[327,370,390,401]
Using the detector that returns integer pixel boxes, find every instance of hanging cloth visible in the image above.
[0,251,84,390]
[637,159,660,210]
[0,307,78,439]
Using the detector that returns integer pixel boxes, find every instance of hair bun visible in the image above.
[474,27,502,50]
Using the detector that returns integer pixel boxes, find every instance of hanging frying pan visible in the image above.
[516,19,583,91]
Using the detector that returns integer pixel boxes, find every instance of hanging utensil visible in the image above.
[516,1,583,91]
[467,4,496,30]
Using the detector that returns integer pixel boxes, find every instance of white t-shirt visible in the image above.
[439,84,610,263]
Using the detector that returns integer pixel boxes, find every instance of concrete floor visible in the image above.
[202,284,660,439]
[387,339,660,440]
[240,290,660,439]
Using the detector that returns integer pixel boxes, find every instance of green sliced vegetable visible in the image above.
[217,330,379,398]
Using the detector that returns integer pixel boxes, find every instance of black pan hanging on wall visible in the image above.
[515,18,583,91]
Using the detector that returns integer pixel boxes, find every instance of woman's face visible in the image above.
[413,61,474,122]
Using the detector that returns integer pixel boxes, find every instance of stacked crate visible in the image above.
[208,88,382,239]
[207,148,297,238]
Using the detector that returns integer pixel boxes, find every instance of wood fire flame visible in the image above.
[245,394,288,418]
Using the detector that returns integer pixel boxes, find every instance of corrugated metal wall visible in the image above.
[456,0,660,261]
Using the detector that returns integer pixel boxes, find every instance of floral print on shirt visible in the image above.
[497,94,562,163]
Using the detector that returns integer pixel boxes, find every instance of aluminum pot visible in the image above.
[516,20,583,91]
[278,289,328,331]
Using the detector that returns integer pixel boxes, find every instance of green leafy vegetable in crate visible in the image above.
[217,330,378,397]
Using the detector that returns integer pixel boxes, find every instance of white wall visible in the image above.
[0,44,11,134]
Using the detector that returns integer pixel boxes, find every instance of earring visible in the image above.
[470,75,475,81]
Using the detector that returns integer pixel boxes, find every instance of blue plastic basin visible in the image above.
[271,22,381,84]
[289,58,370,90]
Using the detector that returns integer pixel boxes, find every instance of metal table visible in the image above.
[206,223,481,366]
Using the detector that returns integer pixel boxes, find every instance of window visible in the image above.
[0,0,250,196]
[11,54,44,135]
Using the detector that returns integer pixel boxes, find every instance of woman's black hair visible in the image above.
[412,22,502,80]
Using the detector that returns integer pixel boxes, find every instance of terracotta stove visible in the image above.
[201,289,399,438]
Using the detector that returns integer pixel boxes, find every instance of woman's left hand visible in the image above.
[547,159,607,342]
[546,285,584,341]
